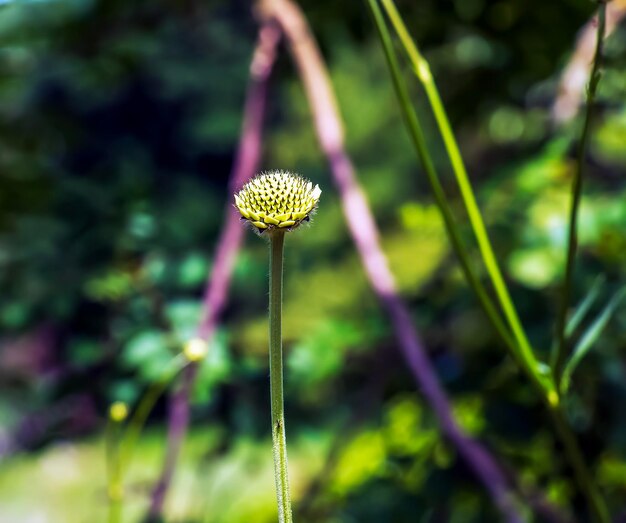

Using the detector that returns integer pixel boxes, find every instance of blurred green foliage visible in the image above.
[0,0,626,521]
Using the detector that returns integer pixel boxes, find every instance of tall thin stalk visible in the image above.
[365,0,555,402]
[106,406,125,523]
[269,230,292,523]
[380,0,539,381]
[233,171,321,521]
[106,354,190,523]
[554,3,607,380]
[118,354,188,474]
[367,1,610,520]
[549,407,610,523]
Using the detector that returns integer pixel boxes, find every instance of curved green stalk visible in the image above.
[554,3,607,381]
[269,230,292,523]
[118,354,189,473]
[548,405,610,523]
[366,0,553,401]
[380,0,540,383]
[367,1,609,520]
[106,416,124,523]
[106,353,189,523]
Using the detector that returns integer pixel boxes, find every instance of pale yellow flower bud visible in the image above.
[109,401,129,423]
[183,337,209,362]
[234,170,321,233]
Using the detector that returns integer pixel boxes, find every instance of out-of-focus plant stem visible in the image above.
[106,416,123,523]
[367,0,555,404]
[380,0,543,391]
[107,354,188,523]
[118,354,188,475]
[554,2,607,382]
[268,231,292,523]
[261,0,525,520]
[370,1,610,521]
[554,7,610,522]
[146,22,280,521]
[548,406,610,523]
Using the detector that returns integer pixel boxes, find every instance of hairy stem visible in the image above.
[269,231,292,523]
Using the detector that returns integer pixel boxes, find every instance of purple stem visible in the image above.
[262,0,523,520]
[147,22,281,519]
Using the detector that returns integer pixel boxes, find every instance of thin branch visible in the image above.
[146,22,281,520]
[554,4,607,381]
[366,0,558,407]
[369,2,609,520]
[381,0,541,385]
[259,0,525,520]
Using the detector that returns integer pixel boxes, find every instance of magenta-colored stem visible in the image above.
[147,22,281,519]
[263,0,523,520]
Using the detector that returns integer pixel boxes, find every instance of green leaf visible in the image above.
[124,330,169,364]
[561,285,626,393]
[565,275,606,338]
[165,300,202,341]
[191,329,232,405]
[177,252,209,288]
[123,330,173,382]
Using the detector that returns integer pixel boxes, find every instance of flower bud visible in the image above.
[183,337,209,362]
[234,170,321,233]
[109,401,129,422]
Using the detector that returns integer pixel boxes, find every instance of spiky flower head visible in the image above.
[234,170,321,233]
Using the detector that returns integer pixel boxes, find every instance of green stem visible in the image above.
[106,418,123,523]
[366,0,554,402]
[548,405,610,523]
[269,231,292,523]
[106,353,189,523]
[369,0,609,519]
[118,354,189,474]
[554,3,607,380]
[381,0,538,380]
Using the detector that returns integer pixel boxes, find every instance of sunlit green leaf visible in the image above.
[565,275,606,338]
[561,286,626,392]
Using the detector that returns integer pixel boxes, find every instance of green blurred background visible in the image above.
[0,0,625,521]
